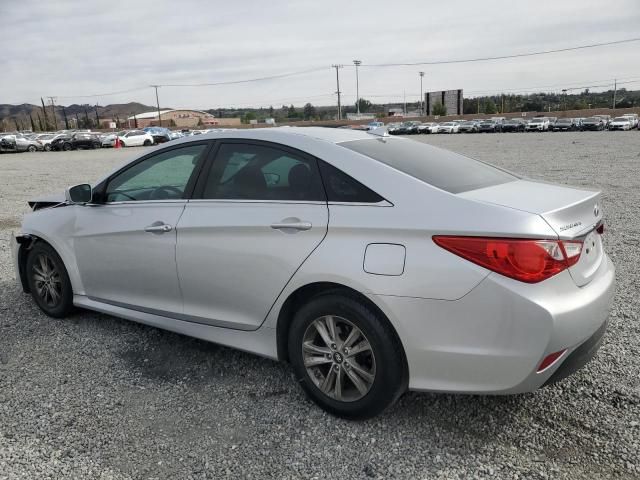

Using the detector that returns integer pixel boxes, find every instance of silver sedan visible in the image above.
[11,127,614,419]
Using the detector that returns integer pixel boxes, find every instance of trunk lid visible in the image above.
[459,180,604,286]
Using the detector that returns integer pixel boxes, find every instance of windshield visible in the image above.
[340,138,517,194]
[530,119,543,123]
[613,117,629,122]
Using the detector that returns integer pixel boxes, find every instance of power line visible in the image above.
[156,67,329,87]
[54,86,149,99]
[360,37,640,67]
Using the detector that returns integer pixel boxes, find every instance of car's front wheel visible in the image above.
[27,145,37,152]
[143,139,152,146]
[26,242,74,318]
[288,292,406,419]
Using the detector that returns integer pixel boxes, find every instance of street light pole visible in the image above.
[332,65,343,120]
[419,72,425,116]
[353,60,362,115]
[151,85,162,127]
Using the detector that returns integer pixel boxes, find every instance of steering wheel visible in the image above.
[149,185,183,200]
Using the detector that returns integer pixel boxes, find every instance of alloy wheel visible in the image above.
[32,253,62,308]
[302,315,376,402]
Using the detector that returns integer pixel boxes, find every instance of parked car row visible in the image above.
[383,113,640,135]
[0,126,240,154]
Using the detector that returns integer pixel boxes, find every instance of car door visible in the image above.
[176,140,329,330]
[73,142,211,315]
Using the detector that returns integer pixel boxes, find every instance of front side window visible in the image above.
[202,143,325,201]
[105,144,206,202]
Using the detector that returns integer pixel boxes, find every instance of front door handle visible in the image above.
[144,223,173,233]
[270,220,312,231]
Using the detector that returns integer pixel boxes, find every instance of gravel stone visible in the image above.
[0,132,639,479]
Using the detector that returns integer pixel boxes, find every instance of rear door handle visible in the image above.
[270,220,312,231]
[144,223,173,233]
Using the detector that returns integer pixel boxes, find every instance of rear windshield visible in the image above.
[340,138,517,194]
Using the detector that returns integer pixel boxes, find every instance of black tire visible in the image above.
[143,139,152,146]
[26,242,75,318]
[44,144,51,151]
[288,292,406,419]
[62,143,72,151]
[27,145,37,152]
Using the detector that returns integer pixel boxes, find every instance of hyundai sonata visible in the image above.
[12,127,614,419]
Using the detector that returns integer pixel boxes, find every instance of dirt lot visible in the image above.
[1,132,639,479]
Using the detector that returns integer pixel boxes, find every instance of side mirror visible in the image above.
[65,183,92,204]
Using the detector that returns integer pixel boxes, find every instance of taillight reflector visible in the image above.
[433,236,583,283]
[537,349,567,373]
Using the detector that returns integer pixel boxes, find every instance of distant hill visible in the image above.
[0,102,161,131]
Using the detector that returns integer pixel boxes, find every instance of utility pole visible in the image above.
[151,85,162,127]
[332,65,343,120]
[501,94,505,114]
[419,72,425,116]
[612,79,617,110]
[47,96,58,130]
[477,98,480,114]
[562,89,567,111]
[353,60,362,115]
[403,90,406,115]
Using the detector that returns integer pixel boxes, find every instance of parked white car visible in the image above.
[620,114,638,128]
[609,117,633,131]
[417,122,439,134]
[117,130,155,147]
[525,118,550,132]
[437,122,460,134]
[34,133,60,151]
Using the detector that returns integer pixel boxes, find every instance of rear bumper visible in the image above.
[369,253,615,394]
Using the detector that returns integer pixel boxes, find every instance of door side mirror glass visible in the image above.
[65,184,92,204]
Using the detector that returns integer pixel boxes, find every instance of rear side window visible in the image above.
[340,138,517,194]
[318,161,384,203]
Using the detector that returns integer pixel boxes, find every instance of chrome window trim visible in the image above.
[186,199,327,206]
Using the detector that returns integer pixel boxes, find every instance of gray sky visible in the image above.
[2,0,639,109]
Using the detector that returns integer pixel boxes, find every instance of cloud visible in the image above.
[1,0,639,109]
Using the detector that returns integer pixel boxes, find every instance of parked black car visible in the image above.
[552,118,578,131]
[580,117,605,131]
[458,121,479,133]
[396,121,421,134]
[70,133,101,149]
[50,133,101,151]
[501,119,526,132]
[477,120,501,133]
[50,135,73,151]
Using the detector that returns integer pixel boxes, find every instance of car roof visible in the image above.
[171,126,373,146]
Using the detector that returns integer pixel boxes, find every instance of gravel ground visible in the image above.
[0,132,639,479]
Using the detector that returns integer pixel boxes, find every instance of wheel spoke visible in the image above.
[346,339,372,357]
[313,320,334,348]
[334,367,343,401]
[33,273,47,283]
[344,366,369,396]
[49,285,60,303]
[320,368,336,394]
[304,355,333,367]
[33,265,47,278]
[38,255,49,275]
[325,316,338,346]
[343,327,361,349]
[348,360,375,384]
[302,341,330,356]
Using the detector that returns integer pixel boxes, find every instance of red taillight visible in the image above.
[433,236,583,283]
[537,349,567,372]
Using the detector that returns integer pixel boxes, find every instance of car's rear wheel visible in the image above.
[26,242,74,318]
[143,139,152,146]
[27,145,37,152]
[288,292,406,419]
[44,144,51,151]
[62,143,72,151]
